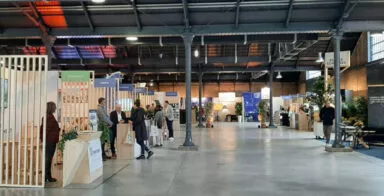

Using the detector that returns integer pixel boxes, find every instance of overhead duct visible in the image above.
[251,71,268,79]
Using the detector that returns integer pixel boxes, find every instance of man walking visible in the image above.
[320,101,335,145]
[164,101,174,142]
[110,104,127,159]
[97,97,113,161]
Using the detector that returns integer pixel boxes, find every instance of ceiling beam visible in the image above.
[234,0,241,29]
[53,56,271,66]
[80,2,95,31]
[74,46,82,59]
[336,0,356,30]
[0,34,321,47]
[130,0,142,31]
[1,21,381,38]
[182,0,190,30]
[99,46,105,59]
[53,65,320,74]
[4,1,383,13]
[51,46,58,59]
[285,0,294,28]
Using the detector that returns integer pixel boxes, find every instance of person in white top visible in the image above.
[163,101,175,142]
[110,104,127,159]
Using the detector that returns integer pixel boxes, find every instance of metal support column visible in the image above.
[332,31,344,148]
[182,33,195,146]
[198,70,204,128]
[269,69,277,128]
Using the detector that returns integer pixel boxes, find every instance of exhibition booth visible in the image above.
[0,58,166,188]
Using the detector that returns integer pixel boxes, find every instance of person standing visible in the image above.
[164,101,174,142]
[110,104,127,159]
[40,102,60,182]
[130,99,154,160]
[97,97,113,161]
[154,105,164,147]
[320,101,335,145]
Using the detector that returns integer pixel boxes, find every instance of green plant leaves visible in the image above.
[58,131,78,152]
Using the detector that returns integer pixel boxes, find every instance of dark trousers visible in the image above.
[110,129,117,154]
[136,140,149,155]
[45,142,56,179]
[166,119,174,138]
[101,142,107,158]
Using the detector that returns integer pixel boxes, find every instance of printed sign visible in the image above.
[325,51,351,68]
[166,92,178,97]
[119,84,134,91]
[261,87,270,100]
[94,78,117,88]
[88,139,103,173]
[61,71,90,82]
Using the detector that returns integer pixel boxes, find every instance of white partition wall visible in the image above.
[0,55,48,187]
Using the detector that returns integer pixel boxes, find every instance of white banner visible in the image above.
[325,51,351,68]
[88,139,103,173]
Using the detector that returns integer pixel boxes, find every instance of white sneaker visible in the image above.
[169,137,175,142]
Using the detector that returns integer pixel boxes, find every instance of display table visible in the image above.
[341,126,375,149]
[116,124,137,160]
[63,131,102,187]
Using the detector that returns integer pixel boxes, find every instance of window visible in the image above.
[369,32,384,62]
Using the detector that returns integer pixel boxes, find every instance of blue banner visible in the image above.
[166,92,178,97]
[135,87,147,94]
[242,92,261,122]
[119,84,134,91]
[109,72,121,79]
[94,78,117,88]
[147,90,155,95]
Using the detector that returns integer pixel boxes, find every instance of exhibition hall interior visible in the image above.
[0,0,384,195]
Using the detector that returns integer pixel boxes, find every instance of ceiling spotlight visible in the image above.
[276,72,282,79]
[92,0,106,3]
[316,52,324,63]
[194,49,199,58]
[126,36,138,41]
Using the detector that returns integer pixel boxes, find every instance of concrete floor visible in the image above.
[1,123,384,196]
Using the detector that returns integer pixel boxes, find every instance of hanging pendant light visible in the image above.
[276,72,282,79]
[316,52,324,63]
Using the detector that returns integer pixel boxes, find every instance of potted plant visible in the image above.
[235,102,243,123]
[204,102,214,128]
[58,130,78,152]
[258,100,268,128]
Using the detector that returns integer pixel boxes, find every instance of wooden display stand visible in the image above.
[63,132,102,187]
[297,113,310,131]
[116,124,136,160]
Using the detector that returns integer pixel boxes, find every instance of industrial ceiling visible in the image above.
[0,0,382,82]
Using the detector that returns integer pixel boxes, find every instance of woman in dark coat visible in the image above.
[40,102,60,182]
[130,99,154,160]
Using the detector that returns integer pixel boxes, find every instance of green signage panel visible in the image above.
[61,71,90,82]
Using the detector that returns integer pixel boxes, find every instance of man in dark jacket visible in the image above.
[130,99,154,160]
[110,104,127,159]
[320,102,335,144]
